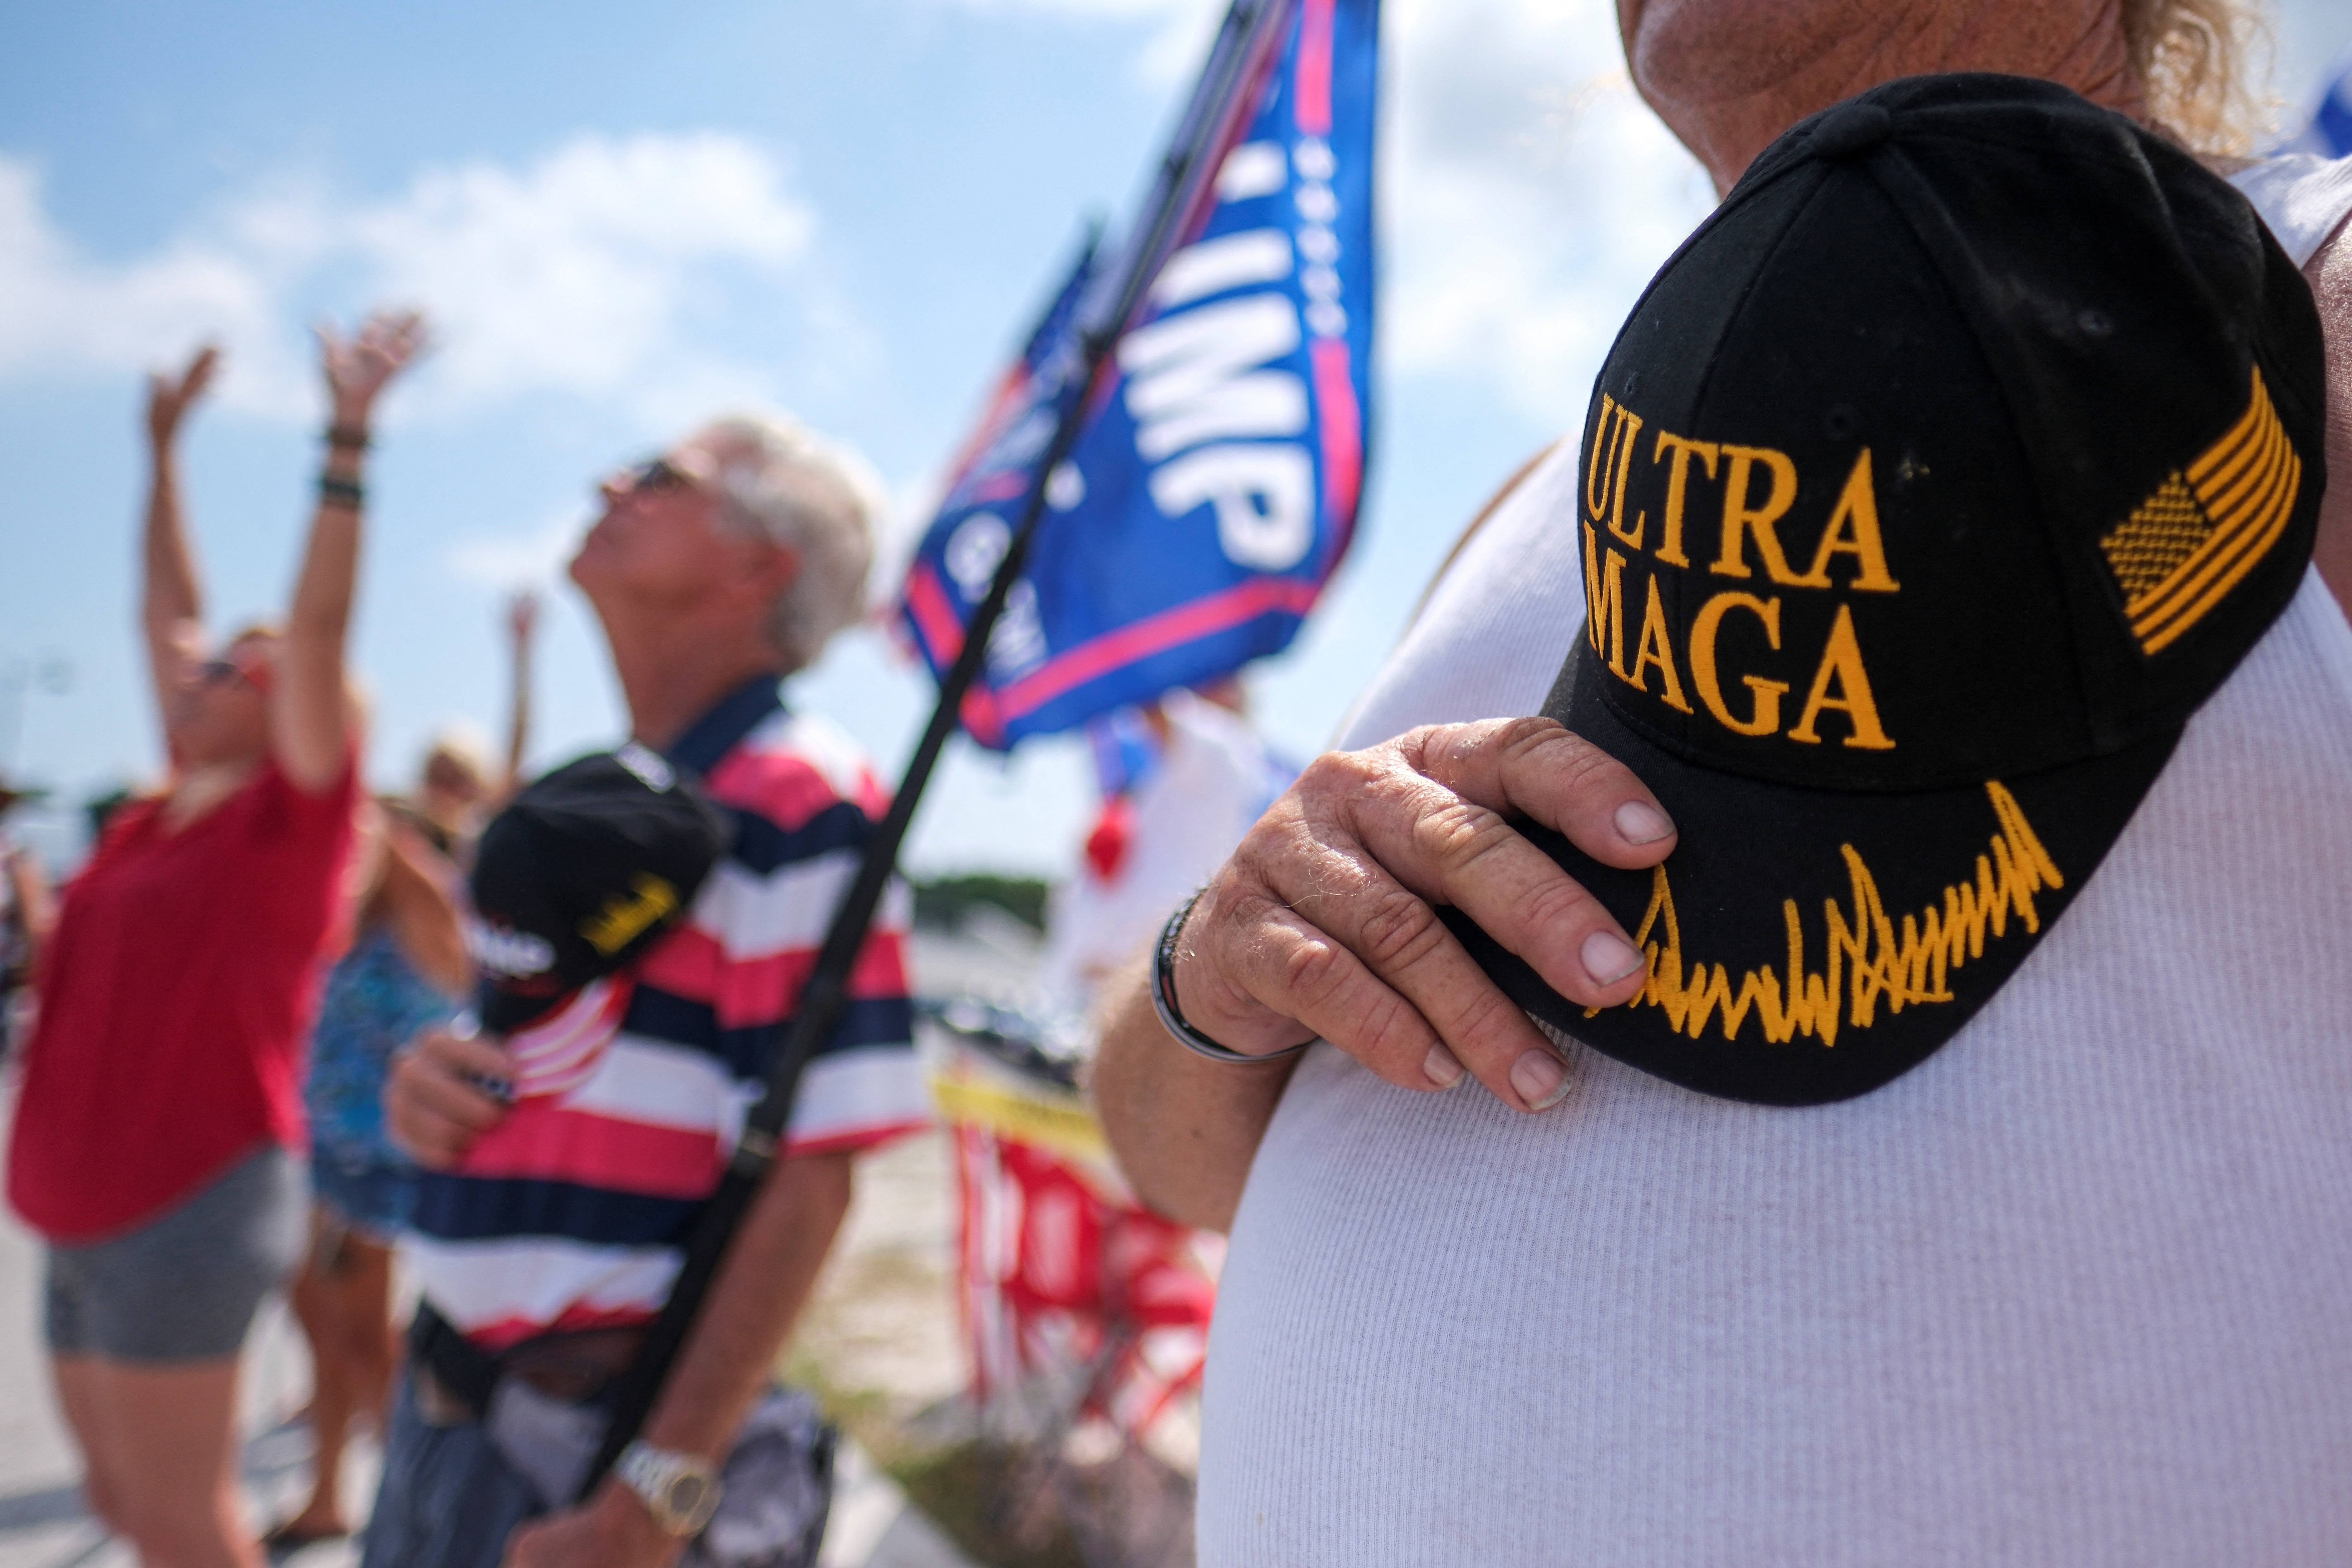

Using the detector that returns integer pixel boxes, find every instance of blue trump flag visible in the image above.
[901,0,1379,748]
[2287,53,2351,157]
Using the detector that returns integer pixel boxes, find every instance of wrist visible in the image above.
[588,1479,678,1557]
[1167,892,1249,1038]
[611,1438,724,1538]
[1166,896,1210,1019]
[1155,890,1311,1066]
[320,422,368,486]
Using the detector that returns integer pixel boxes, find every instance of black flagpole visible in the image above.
[582,0,1301,1494]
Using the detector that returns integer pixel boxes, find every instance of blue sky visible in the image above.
[2,0,2346,876]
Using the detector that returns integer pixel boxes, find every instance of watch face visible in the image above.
[620,1442,724,1535]
[664,1472,718,1531]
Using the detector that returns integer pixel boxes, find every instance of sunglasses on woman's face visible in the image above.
[194,657,271,693]
[194,660,251,689]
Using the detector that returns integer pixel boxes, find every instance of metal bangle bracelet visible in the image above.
[1152,888,1315,1066]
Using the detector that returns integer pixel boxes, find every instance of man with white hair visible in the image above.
[373,414,929,1568]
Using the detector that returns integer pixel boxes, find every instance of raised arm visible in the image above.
[500,590,539,796]
[6,839,54,978]
[378,816,474,999]
[141,347,219,759]
[275,311,428,794]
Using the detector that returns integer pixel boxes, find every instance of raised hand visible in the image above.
[506,588,541,648]
[146,344,220,451]
[317,308,430,429]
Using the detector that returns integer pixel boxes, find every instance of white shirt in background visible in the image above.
[1039,691,1289,1006]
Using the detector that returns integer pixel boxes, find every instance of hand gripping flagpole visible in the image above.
[582,0,1302,1494]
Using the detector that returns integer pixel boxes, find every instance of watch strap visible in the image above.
[614,1438,722,1536]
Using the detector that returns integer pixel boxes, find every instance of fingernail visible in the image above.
[1510,1049,1570,1111]
[1423,1043,1466,1089]
[1614,799,1676,845]
[1583,930,1645,986]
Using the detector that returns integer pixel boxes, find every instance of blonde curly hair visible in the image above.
[2122,0,2274,154]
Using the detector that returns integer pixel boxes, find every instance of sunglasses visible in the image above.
[620,457,697,495]
[195,656,272,693]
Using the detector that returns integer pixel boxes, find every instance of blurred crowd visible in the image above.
[0,287,1265,1565]
[0,308,927,1567]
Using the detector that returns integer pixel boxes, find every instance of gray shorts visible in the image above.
[44,1144,307,1363]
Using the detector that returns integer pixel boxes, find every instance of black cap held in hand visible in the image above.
[1442,74,2325,1106]
[467,743,732,1034]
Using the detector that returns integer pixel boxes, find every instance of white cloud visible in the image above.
[930,0,1223,83]
[944,0,1200,18]
[1381,0,1717,425]
[927,0,1715,426]
[0,131,831,426]
[0,158,284,386]
[352,134,812,410]
[444,510,584,592]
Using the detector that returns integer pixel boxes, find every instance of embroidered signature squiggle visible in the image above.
[1591,782,2063,1045]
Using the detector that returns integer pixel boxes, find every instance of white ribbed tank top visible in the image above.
[1199,158,2352,1566]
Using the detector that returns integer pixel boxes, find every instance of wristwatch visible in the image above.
[614,1440,724,1537]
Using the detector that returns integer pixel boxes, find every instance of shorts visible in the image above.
[312,1149,416,1241]
[44,1144,307,1363]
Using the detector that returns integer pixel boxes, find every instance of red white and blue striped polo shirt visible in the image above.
[406,678,929,1351]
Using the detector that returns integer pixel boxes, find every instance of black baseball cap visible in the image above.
[1443,74,2326,1106]
[467,742,732,1033]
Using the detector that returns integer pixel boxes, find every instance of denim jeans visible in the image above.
[361,1371,835,1568]
[360,1373,541,1568]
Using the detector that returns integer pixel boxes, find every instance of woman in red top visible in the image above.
[6,314,425,1568]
